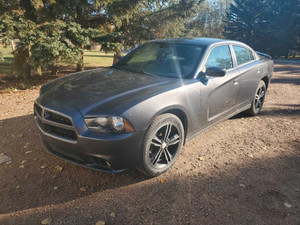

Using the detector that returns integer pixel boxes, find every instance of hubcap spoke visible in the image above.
[168,134,180,146]
[259,90,265,98]
[258,99,262,109]
[164,124,172,140]
[151,148,163,165]
[255,99,259,108]
[151,135,162,147]
[151,141,161,147]
[164,148,172,163]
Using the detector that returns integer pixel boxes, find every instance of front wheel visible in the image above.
[245,80,266,116]
[137,113,184,177]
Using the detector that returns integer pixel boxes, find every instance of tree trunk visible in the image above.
[76,50,84,72]
[113,52,121,65]
[24,62,31,78]
[51,61,58,75]
[11,40,16,51]
[285,51,289,59]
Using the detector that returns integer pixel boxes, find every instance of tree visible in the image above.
[185,0,232,39]
[96,0,202,64]
[224,0,299,57]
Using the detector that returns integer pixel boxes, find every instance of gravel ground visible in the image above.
[0,62,299,225]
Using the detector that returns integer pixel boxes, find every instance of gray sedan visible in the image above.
[34,38,274,177]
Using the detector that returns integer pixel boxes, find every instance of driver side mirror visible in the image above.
[205,67,226,77]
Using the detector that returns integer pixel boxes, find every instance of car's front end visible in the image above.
[34,97,145,172]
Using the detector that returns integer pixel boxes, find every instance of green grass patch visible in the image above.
[84,50,113,67]
[0,45,13,74]
[0,45,114,92]
[0,45,113,75]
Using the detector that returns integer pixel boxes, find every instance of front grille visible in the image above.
[34,104,42,117]
[42,122,77,140]
[44,110,72,126]
[34,103,77,142]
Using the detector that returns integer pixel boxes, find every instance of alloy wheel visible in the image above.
[254,85,265,111]
[149,124,181,168]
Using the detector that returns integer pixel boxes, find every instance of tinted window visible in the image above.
[233,46,251,65]
[115,42,205,78]
[247,49,255,60]
[205,45,233,70]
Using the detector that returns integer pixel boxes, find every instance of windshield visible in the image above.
[113,42,205,78]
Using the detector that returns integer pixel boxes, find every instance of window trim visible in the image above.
[203,44,234,71]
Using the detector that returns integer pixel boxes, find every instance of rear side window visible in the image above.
[247,49,255,60]
[205,45,233,70]
[233,46,252,65]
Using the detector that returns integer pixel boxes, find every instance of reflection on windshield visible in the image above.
[113,42,205,78]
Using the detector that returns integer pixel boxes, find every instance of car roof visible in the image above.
[150,38,245,47]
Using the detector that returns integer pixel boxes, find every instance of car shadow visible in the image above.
[1,142,300,225]
[0,114,147,214]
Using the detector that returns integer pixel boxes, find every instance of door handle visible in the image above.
[257,69,261,74]
[234,80,239,85]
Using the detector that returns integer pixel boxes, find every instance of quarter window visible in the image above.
[233,46,252,65]
[247,49,255,60]
[205,45,233,70]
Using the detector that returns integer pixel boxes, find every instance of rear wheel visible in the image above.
[137,114,184,177]
[245,80,266,116]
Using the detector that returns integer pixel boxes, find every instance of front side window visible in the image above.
[205,45,233,70]
[233,45,252,65]
[114,42,205,78]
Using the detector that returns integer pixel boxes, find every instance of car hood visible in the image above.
[39,68,178,115]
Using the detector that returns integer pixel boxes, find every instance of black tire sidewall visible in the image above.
[247,80,266,116]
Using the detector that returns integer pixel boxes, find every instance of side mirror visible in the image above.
[205,67,226,77]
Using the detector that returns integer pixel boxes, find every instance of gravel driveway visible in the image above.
[0,62,299,225]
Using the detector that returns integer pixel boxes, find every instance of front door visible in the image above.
[200,45,240,126]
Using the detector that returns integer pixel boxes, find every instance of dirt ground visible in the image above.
[0,62,299,225]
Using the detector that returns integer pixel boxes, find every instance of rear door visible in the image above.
[232,45,262,108]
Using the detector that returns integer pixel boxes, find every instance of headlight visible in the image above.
[84,116,134,134]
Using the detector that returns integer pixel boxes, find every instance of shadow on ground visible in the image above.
[0,114,146,214]
[1,141,299,225]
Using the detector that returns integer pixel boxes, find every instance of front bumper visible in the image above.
[34,98,144,173]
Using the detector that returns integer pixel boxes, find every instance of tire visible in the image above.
[137,113,184,177]
[245,80,267,116]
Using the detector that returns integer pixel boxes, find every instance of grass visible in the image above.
[0,45,14,74]
[0,45,113,75]
[0,45,114,92]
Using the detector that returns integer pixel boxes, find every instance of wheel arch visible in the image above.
[262,76,269,89]
[148,106,189,145]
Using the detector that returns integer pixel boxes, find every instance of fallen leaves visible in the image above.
[160,179,166,184]
[40,165,46,169]
[53,186,58,190]
[17,134,23,138]
[239,184,246,188]
[283,202,292,208]
[25,150,33,154]
[0,154,11,165]
[198,156,205,161]
[41,217,51,225]
[95,221,106,225]
[110,212,115,218]
[80,187,87,192]
[54,166,63,171]
[23,143,30,149]
[247,153,254,158]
